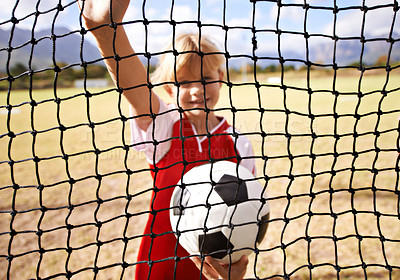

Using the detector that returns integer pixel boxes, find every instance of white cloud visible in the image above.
[322,3,396,38]
[0,0,86,32]
[171,5,197,22]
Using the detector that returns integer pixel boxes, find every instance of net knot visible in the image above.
[109,22,118,29]
[53,65,61,73]
[114,54,121,61]
[125,213,133,219]
[361,5,368,12]
[11,17,19,24]
[59,125,67,132]
[66,271,73,279]
[85,90,92,98]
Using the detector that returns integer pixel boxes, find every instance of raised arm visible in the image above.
[78,0,159,130]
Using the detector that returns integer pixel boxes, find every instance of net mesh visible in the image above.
[1,0,400,279]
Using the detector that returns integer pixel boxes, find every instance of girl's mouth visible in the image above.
[190,98,209,105]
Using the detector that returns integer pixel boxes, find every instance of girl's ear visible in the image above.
[218,69,224,80]
[218,70,224,88]
[163,84,173,96]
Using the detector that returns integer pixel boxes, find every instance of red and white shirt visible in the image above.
[131,97,255,174]
[130,97,256,280]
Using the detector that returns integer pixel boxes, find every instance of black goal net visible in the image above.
[0,0,399,279]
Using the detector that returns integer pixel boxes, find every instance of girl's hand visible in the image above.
[191,255,249,280]
[78,0,130,30]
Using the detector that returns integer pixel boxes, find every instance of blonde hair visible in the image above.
[151,33,225,84]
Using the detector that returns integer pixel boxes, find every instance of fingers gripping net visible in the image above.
[1,0,400,279]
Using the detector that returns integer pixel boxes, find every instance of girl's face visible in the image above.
[165,60,224,122]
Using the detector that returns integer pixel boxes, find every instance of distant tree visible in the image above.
[374,55,388,66]
[284,64,295,71]
[10,63,28,77]
[86,64,108,78]
[265,64,277,72]
[75,64,108,79]
[348,61,361,68]
[10,63,30,89]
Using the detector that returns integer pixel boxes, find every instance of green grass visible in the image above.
[1,71,400,279]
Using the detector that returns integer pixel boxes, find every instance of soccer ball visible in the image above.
[170,161,270,264]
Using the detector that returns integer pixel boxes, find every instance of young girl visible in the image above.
[79,0,255,279]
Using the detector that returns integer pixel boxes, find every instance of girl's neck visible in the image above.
[187,113,220,135]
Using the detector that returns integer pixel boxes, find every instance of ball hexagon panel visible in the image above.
[214,174,248,206]
[198,231,234,259]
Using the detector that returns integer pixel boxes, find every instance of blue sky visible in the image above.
[0,0,398,56]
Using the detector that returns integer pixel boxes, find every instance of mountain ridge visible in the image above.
[1,26,399,72]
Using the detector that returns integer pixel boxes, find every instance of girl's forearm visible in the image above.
[90,25,159,129]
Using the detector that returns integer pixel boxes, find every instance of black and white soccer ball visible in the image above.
[170,161,270,264]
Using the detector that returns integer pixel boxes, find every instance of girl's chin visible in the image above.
[184,109,213,118]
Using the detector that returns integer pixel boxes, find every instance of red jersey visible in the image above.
[131,100,255,279]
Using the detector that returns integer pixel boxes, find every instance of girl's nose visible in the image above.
[189,83,204,96]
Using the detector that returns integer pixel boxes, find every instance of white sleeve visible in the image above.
[130,96,179,164]
[226,127,256,175]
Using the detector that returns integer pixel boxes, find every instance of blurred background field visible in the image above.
[1,69,400,279]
